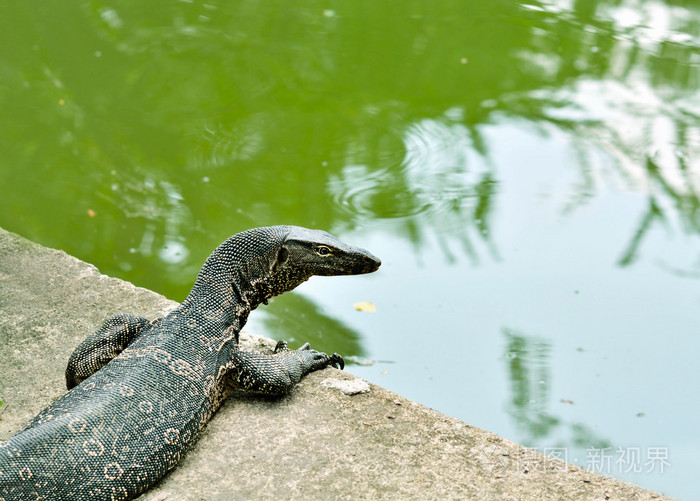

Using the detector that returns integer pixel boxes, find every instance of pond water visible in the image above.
[1,1,698,498]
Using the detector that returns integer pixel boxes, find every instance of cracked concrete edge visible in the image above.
[0,227,673,500]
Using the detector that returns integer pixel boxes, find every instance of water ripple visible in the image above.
[328,117,491,226]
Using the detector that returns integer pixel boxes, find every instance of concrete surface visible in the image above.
[0,227,672,500]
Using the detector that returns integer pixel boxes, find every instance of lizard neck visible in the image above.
[180,228,285,335]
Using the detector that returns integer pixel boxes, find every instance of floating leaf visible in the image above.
[353,301,376,313]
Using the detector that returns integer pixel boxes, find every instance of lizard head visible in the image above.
[263,226,381,297]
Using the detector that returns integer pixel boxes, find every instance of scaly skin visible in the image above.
[0,226,380,501]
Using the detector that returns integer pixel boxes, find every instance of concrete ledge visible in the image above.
[0,227,670,500]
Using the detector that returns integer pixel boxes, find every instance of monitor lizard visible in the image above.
[0,225,380,500]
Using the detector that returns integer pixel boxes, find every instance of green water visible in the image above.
[1,1,698,498]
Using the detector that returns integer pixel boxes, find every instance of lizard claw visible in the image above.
[287,342,344,371]
[274,340,289,353]
[329,353,345,370]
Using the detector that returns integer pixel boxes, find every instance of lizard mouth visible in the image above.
[357,252,381,274]
[318,248,381,276]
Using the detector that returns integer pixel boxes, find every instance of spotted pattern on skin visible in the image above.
[112,486,129,499]
[170,359,193,378]
[202,309,223,321]
[118,346,156,360]
[181,429,192,444]
[18,468,31,481]
[83,439,104,457]
[118,384,134,397]
[153,348,171,364]
[0,226,379,500]
[138,401,153,414]
[104,463,123,481]
[163,429,180,445]
[69,418,88,433]
[36,414,53,425]
[202,375,215,396]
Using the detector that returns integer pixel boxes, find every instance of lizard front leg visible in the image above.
[65,313,156,389]
[224,342,344,397]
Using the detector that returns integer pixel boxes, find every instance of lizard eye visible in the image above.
[315,246,332,257]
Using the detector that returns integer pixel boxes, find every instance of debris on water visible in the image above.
[353,301,376,312]
[343,355,374,366]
